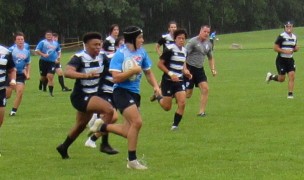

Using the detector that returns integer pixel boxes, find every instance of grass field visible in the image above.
[1,28,304,179]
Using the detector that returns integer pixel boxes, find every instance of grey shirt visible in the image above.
[185,36,213,68]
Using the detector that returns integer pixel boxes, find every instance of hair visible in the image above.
[14,31,24,37]
[115,36,124,47]
[45,30,53,34]
[109,24,119,34]
[52,33,59,37]
[168,21,177,27]
[173,29,187,40]
[83,32,102,43]
[200,25,211,29]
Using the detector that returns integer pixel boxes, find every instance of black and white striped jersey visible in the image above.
[275,32,297,58]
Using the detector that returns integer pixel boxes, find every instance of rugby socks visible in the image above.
[90,134,98,142]
[42,80,48,91]
[270,75,278,81]
[128,150,137,161]
[58,76,65,89]
[172,113,182,127]
[100,124,108,133]
[102,134,109,145]
[62,136,74,149]
[49,86,54,96]
[11,108,17,113]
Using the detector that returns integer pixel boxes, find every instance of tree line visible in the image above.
[0,0,303,46]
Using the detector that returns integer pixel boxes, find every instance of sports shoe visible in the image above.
[197,112,206,117]
[171,126,178,131]
[265,72,272,83]
[56,144,70,159]
[100,144,119,155]
[150,94,162,102]
[88,118,104,135]
[85,138,97,148]
[9,111,16,116]
[62,87,72,92]
[287,92,294,99]
[127,159,148,170]
[87,114,98,128]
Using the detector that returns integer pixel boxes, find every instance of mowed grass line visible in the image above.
[1,28,304,179]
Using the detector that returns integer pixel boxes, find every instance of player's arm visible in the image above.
[24,64,31,80]
[208,56,217,76]
[143,69,161,97]
[157,50,179,82]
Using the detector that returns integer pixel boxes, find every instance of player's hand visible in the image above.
[211,69,217,76]
[183,69,192,79]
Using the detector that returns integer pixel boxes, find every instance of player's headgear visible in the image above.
[123,26,143,50]
[284,21,294,27]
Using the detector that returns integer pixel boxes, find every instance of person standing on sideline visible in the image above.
[184,25,217,117]
[150,29,192,130]
[35,30,61,96]
[52,33,71,92]
[6,32,31,116]
[56,32,114,159]
[155,21,177,56]
[89,26,161,170]
[265,21,299,99]
[103,24,119,56]
[209,30,216,50]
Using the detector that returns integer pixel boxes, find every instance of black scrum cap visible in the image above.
[123,26,143,49]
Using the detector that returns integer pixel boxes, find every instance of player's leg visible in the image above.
[57,111,93,159]
[171,90,186,130]
[198,81,208,116]
[56,65,71,91]
[10,82,25,116]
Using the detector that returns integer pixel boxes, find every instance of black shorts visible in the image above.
[98,92,116,108]
[276,57,295,75]
[184,64,207,89]
[39,59,56,76]
[0,89,6,107]
[16,74,26,84]
[55,63,62,69]
[161,78,185,97]
[70,93,94,112]
[113,88,140,114]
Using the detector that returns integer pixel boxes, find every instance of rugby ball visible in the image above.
[122,58,137,81]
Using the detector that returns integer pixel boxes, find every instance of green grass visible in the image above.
[1,28,304,179]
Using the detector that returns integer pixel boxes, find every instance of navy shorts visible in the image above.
[55,62,62,69]
[0,89,6,107]
[16,74,26,84]
[39,59,56,76]
[276,57,295,75]
[70,93,93,112]
[113,88,140,114]
[161,78,185,97]
[98,92,116,108]
[184,63,207,89]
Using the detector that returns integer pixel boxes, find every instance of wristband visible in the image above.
[168,71,174,77]
[10,79,16,85]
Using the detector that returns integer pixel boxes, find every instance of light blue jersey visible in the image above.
[9,46,31,74]
[12,42,30,50]
[35,39,60,62]
[109,46,152,94]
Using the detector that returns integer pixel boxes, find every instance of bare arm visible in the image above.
[144,69,161,96]
[155,44,162,56]
[64,65,99,79]
[274,44,294,54]
[208,57,217,76]
[157,59,179,82]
